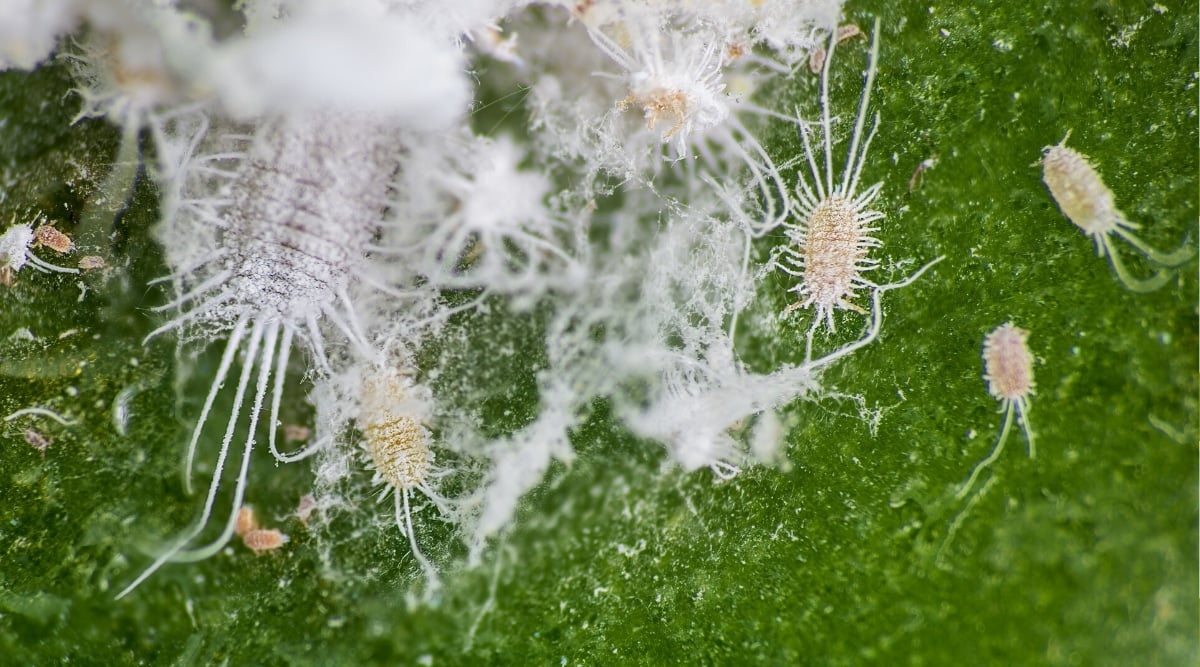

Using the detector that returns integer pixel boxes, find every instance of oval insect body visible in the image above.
[235,506,259,537]
[798,195,878,315]
[1040,132,1193,292]
[172,114,391,331]
[1041,140,1118,237]
[242,528,289,554]
[364,414,430,492]
[33,224,74,254]
[1041,133,1132,239]
[982,322,1035,402]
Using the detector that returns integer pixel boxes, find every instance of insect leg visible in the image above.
[955,400,1015,501]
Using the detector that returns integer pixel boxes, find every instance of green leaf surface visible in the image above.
[0,2,1195,665]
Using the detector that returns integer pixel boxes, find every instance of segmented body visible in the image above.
[983,323,1035,403]
[1041,135,1129,242]
[242,528,289,554]
[165,113,395,337]
[364,413,430,491]
[795,195,879,318]
[33,224,74,253]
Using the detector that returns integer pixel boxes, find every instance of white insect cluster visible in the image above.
[3,0,951,595]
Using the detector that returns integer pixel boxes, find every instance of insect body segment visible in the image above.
[777,18,884,351]
[1040,132,1193,292]
[956,323,1036,501]
[364,414,430,492]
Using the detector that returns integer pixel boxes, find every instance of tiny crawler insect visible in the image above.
[776,18,884,356]
[242,528,289,555]
[358,367,451,592]
[6,406,76,459]
[807,24,864,74]
[955,322,1036,500]
[293,494,317,526]
[33,223,74,254]
[283,424,311,444]
[908,155,938,192]
[78,255,107,271]
[234,506,259,537]
[1040,131,1193,292]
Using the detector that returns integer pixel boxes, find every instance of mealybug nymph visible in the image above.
[955,323,1036,500]
[776,18,884,352]
[1040,131,1193,292]
[358,367,451,593]
[242,528,289,555]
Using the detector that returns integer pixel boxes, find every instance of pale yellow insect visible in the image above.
[358,367,450,591]
[233,504,288,553]
[1040,131,1193,292]
[956,323,1036,500]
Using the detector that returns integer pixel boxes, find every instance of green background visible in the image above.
[0,1,1195,664]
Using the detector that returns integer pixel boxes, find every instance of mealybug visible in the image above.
[1040,131,1192,292]
[242,528,289,555]
[776,18,884,353]
[293,494,316,527]
[33,223,74,254]
[955,323,1036,500]
[234,506,259,537]
[806,24,863,74]
[232,504,288,553]
[116,112,398,599]
[23,428,52,459]
[358,367,451,592]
